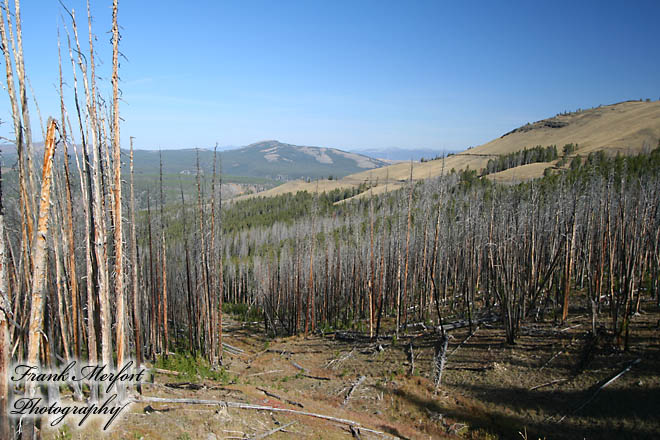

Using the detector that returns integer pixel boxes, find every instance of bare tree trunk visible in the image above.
[0,155,11,440]
[179,182,194,355]
[8,0,36,215]
[402,161,414,331]
[146,193,156,359]
[305,190,317,337]
[368,186,375,338]
[210,147,217,363]
[0,0,34,325]
[195,149,211,357]
[129,138,142,392]
[159,151,168,358]
[562,200,577,322]
[57,28,80,361]
[434,333,449,390]
[217,154,223,363]
[111,0,126,373]
[24,119,57,440]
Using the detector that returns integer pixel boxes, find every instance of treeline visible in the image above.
[482,145,559,175]
[223,183,369,234]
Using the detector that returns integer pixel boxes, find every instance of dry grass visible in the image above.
[485,162,554,183]
[234,100,660,200]
[43,298,660,440]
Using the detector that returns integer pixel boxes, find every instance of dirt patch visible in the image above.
[42,301,660,439]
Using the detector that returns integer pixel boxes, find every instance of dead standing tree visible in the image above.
[0,144,10,439]
[111,0,127,374]
[24,119,57,440]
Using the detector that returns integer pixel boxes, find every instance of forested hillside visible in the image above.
[211,144,660,343]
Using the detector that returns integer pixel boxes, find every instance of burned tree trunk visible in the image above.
[111,0,126,370]
[433,333,449,390]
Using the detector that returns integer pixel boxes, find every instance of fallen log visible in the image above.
[223,342,245,354]
[267,349,324,355]
[257,387,304,408]
[253,421,296,439]
[540,349,563,371]
[152,368,180,376]
[291,361,305,371]
[560,323,582,332]
[341,376,366,407]
[164,382,204,390]
[529,378,568,391]
[324,348,356,369]
[557,358,641,423]
[448,325,479,357]
[132,396,398,438]
[446,365,493,372]
[247,370,283,377]
[301,373,331,381]
[436,315,497,334]
[290,361,331,380]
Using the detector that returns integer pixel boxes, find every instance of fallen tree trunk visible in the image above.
[448,325,479,357]
[253,421,296,439]
[257,387,304,408]
[132,396,398,438]
[558,358,641,422]
[341,375,365,407]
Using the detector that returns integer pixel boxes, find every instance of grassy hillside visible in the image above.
[243,100,660,199]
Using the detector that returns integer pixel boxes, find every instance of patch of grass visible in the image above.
[154,352,234,384]
[222,302,263,322]
[461,426,499,439]
[55,425,72,440]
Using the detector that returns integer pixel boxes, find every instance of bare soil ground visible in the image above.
[43,299,660,440]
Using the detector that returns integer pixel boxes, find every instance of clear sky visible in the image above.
[2,0,660,151]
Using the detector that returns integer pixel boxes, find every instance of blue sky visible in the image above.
[2,0,659,150]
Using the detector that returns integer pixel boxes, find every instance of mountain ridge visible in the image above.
[238,100,660,200]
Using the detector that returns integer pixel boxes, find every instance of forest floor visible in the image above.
[43,299,660,440]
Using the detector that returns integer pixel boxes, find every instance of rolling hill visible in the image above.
[239,100,660,200]
[1,140,389,203]
[220,140,388,180]
[2,140,387,181]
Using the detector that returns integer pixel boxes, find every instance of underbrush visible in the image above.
[222,302,263,322]
[153,352,235,384]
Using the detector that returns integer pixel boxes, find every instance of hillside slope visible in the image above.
[2,140,387,181]
[241,100,660,199]
[221,140,387,180]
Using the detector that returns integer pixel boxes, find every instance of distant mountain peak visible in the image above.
[220,140,388,180]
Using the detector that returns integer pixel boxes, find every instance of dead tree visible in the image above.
[24,119,57,439]
[111,0,126,370]
[433,333,449,390]
[0,148,11,439]
[129,138,142,390]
